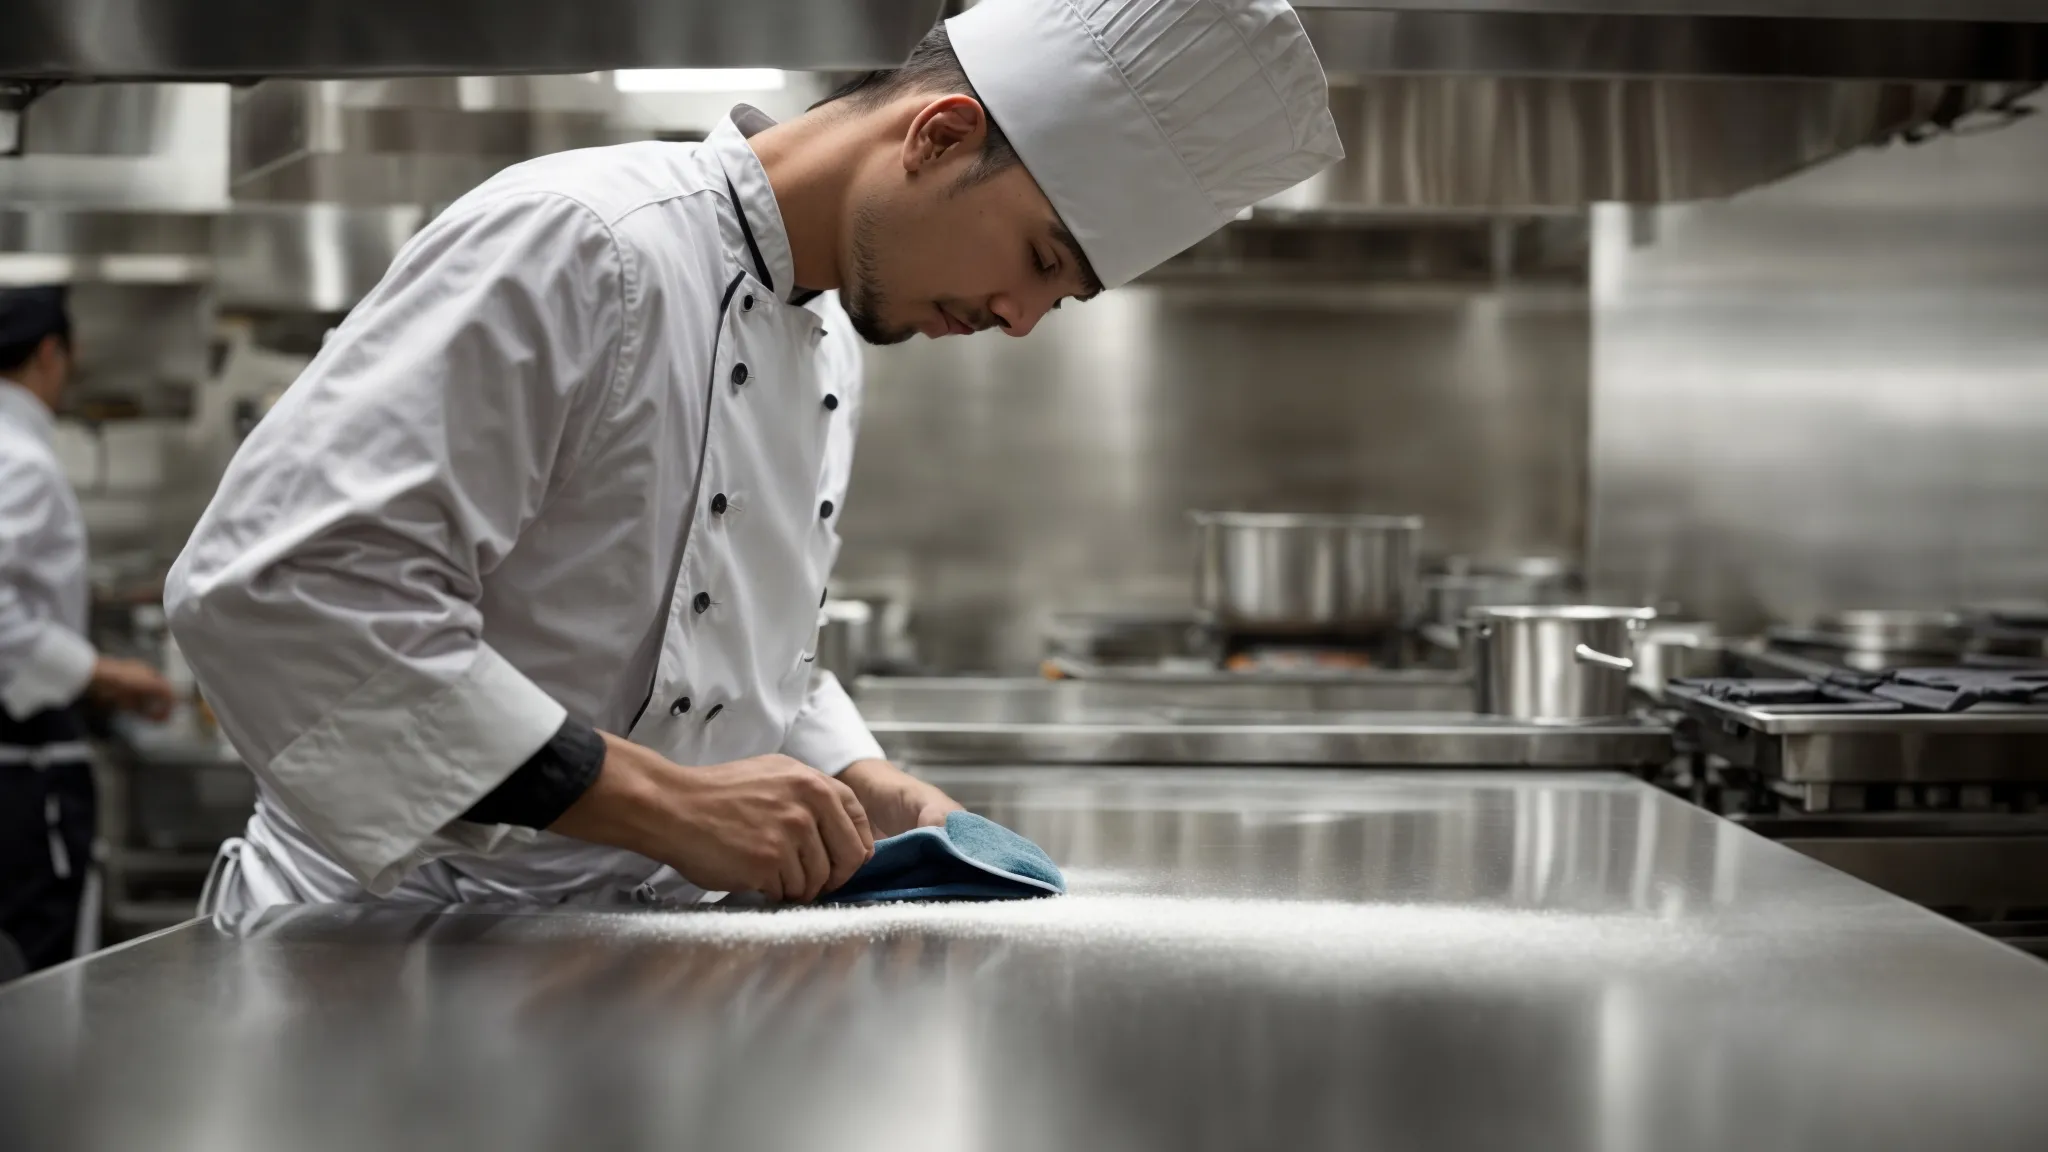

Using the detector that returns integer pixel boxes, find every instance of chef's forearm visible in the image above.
[544,732,685,861]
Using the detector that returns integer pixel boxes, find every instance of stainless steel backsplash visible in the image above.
[839,282,1591,671]
[1589,102,2048,629]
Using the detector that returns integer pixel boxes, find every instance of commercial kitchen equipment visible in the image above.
[7,0,2043,200]
[1463,605,1657,723]
[91,718,249,942]
[79,580,253,943]
[1044,511,1446,682]
[1960,602,2048,664]
[1765,609,1972,671]
[859,677,1672,770]
[1191,511,1423,639]
[1042,610,1223,671]
[1666,669,2048,952]
[8,767,2048,1152]
[1418,553,1579,640]
[814,598,875,685]
[1631,620,1724,701]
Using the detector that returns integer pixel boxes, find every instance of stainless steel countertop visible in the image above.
[7,767,2048,1151]
[859,677,1674,767]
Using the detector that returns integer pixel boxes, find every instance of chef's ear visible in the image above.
[902,94,988,174]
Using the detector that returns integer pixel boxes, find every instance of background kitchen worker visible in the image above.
[1,286,175,973]
[166,0,1342,914]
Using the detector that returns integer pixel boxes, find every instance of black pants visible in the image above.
[0,708,95,974]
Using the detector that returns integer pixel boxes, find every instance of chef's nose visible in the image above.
[988,293,1048,339]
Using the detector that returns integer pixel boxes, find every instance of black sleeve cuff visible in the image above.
[458,717,606,830]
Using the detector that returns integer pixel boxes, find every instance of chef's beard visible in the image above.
[843,201,916,347]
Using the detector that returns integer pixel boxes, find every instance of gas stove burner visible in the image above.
[1840,667,2048,713]
[1223,646,1378,673]
[1219,629,1404,673]
[1962,601,2048,632]
[1678,678,1907,714]
[1673,669,2048,715]
[1968,627,2048,664]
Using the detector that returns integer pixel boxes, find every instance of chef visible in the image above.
[1,286,176,972]
[167,0,1342,913]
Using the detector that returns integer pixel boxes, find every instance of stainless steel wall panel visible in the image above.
[842,283,1590,670]
[1588,101,2048,626]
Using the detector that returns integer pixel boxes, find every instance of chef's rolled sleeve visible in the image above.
[265,645,565,893]
[0,621,96,721]
[780,670,886,776]
[0,460,97,721]
[164,189,630,892]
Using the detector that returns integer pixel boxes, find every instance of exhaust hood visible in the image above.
[230,76,625,206]
[1293,2,2048,84]
[0,0,946,156]
[1253,77,2036,215]
[6,0,2042,307]
[1254,0,2048,215]
[5,0,2039,86]
[0,0,949,80]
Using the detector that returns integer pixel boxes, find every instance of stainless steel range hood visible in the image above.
[6,0,2041,303]
[1294,1,2048,84]
[5,0,2039,85]
[230,76,625,206]
[1247,0,2048,215]
[1251,76,2036,214]
[0,0,949,80]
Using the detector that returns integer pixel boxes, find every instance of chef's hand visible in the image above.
[89,657,176,721]
[551,734,876,903]
[837,759,963,839]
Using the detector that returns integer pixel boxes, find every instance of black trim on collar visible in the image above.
[725,178,773,293]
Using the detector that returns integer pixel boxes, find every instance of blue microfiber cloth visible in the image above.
[821,811,1065,904]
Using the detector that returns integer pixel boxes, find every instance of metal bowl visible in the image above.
[1192,512,1423,638]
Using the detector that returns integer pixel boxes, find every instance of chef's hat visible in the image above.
[0,286,70,356]
[948,0,1342,289]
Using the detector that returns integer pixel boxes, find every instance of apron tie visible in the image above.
[198,837,246,919]
[44,790,70,880]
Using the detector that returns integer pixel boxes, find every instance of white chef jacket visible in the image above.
[0,381,96,725]
[166,110,886,906]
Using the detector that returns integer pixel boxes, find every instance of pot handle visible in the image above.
[1574,643,1635,672]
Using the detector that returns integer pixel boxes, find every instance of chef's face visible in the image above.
[842,95,1100,346]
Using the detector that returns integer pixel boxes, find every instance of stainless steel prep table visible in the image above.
[6,767,2048,1152]
[859,677,1675,768]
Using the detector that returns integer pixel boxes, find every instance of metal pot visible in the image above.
[1631,621,1722,699]
[821,580,918,662]
[1191,511,1423,637]
[1463,605,1656,723]
[815,599,875,686]
[1812,609,1966,656]
[1421,563,1579,632]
